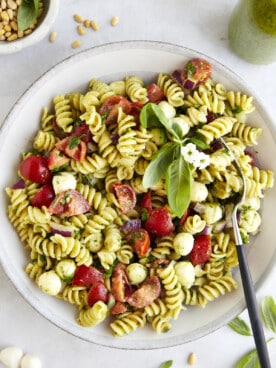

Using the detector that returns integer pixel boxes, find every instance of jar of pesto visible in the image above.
[228,0,276,64]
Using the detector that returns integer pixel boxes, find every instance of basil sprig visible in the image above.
[228,295,276,368]
[17,0,40,32]
[141,103,197,217]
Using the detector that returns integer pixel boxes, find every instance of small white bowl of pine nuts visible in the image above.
[0,0,59,54]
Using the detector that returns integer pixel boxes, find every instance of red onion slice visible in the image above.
[50,221,74,237]
[12,179,25,189]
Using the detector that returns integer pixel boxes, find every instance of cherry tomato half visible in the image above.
[48,148,70,170]
[48,189,90,217]
[112,183,136,214]
[111,263,133,303]
[31,184,55,208]
[87,282,109,307]
[189,234,212,266]
[181,58,212,89]
[19,155,52,184]
[147,83,165,103]
[72,265,104,286]
[99,96,132,124]
[55,137,87,162]
[129,228,150,257]
[145,207,174,237]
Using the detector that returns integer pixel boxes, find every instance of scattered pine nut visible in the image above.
[83,19,91,28]
[111,15,119,27]
[187,352,197,366]
[71,40,81,49]
[73,13,83,23]
[49,31,57,43]
[77,25,86,36]
[90,20,100,31]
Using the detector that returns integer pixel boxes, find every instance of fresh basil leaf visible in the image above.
[186,61,196,78]
[235,348,260,368]
[143,143,178,188]
[261,296,276,333]
[140,103,180,140]
[17,0,40,32]
[166,155,192,217]
[160,360,173,368]
[186,136,210,150]
[228,317,252,336]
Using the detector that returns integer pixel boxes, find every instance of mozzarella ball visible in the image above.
[174,261,195,289]
[55,259,76,282]
[0,346,23,368]
[52,172,77,194]
[158,101,176,119]
[20,354,42,368]
[201,203,223,225]
[170,116,190,137]
[173,232,194,256]
[37,270,62,296]
[190,182,208,202]
[126,263,147,285]
[239,209,261,233]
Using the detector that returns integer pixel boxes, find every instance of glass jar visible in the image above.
[228,0,276,64]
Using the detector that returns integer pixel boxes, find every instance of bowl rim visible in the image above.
[0,40,276,349]
[0,0,59,54]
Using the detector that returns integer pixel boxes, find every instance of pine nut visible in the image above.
[83,19,91,28]
[187,352,197,366]
[1,10,9,22]
[7,0,16,10]
[90,20,99,31]
[111,16,119,27]
[73,14,84,23]
[77,25,86,35]
[71,40,81,49]
[49,31,57,43]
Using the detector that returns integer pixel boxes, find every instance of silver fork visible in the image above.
[219,137,271,368]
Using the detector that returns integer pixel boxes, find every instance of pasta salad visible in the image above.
[6,58,274,336]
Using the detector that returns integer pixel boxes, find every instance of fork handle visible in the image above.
[236,244,271,368]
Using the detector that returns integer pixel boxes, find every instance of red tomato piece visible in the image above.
[147,83,165,103]
[55,137,87,162]
[31,184,55,208]
[111,263,133,303]
[69,123,93,143]
[127,276,161,308]
[48,189,90,217]
[112,183,136,214]
[99,96,132,124]
[110,301,127,315]
[19,155,52,184]
[72,265,104,286]
[141,190,152,214]
[129,228,150,257]
[190,234,212,266]
[145,207,174,237]
[181,58,212,89]
[129,101,144,124]
[87,282,109,307]
[48,148,70,170]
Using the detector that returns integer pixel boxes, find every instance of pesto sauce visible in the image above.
[253,0,276,35]
[228,0,276,64]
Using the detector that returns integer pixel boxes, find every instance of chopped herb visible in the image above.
[186,61,196,78]
[232,106,243,114]
[69,136,81,149]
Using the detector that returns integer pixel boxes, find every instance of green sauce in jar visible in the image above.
[253,0,276,35]
[228,0,276,64]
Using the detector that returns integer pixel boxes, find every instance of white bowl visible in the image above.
[0,41,275,349]
[0,0,59,54]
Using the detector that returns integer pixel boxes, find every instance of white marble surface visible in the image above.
[0,0,276,367]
